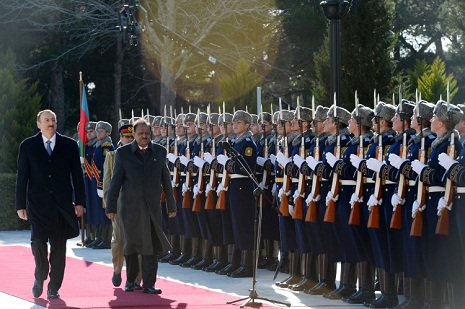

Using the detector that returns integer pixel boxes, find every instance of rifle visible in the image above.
[193,115,205,212]
[161,112,169,203]
[436,131,455,235]
[368,120,382,228]
[410,121,426,236]
[293,115,306,220]
[324,112,341,223]
[216,116,229,211]
[391,105,407,229]
[205,125,217,210]
[305,134,321,222]
[172,134,180,203]
[279,126,291,216]
[259,121,270,208]
[349,104,364,225]
[182,128,193,209]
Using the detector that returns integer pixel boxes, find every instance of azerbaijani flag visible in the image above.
[78,84,89,166]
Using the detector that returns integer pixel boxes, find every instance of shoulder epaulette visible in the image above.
[102,141,113,147]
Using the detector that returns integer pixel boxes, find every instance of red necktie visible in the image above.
[141,148,145,156]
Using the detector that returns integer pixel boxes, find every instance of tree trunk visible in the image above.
[160,63,176,116]
[113,34,124,140]
[50,62,65,133]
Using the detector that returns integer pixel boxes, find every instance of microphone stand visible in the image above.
[224,144,290,308]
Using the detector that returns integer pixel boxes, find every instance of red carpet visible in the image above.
[0,246,277,308]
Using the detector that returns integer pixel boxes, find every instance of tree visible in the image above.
[0,50,41,173]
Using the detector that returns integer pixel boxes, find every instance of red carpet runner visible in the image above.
[0,246,276,308]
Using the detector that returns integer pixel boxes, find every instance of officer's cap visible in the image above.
[208,113,220,125]
[375,102,396,122]
[95,121,112,133]
[184,113,196,124]
[328,106,351,125]
[175,114,184,125]
[352,105,374,128]
[218,113,233,125]
[232,110,252,124]
[295,106,313,122]
[397,99,415,120]
[259,112,272,124]
[414,100,435,122]
[195,112,208,124]
[278,110,294,122]
[315,106,329,121]
[85,121,97,131]
[118,119,133,137]
[433,100,463,127]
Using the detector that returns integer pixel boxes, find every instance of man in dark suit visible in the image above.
[106,118,176,295]
[16,109,85,299]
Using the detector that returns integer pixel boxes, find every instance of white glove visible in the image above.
[411,160,427,175]
[269,154,277,165]
[276,151,292,166]
[437,197,452,216]
[438,153,458,171]
[216,182,224,194]
[217,154,230,166]
[391,194,405,211]
[366,158,384,173]
[256,156,267,167]
[179,155,191,167]
[193,184,199,196]
[350,154,363,169]
[388,153,406,169]
[326,191,333,206]
[325,152,338,168]
[349,193,362,209]
[293,189,301,201]
[205,183,213,193]
[203,152,216,164]
[278,187,284,199]
[288,204,294,216]
[367,194,381,211]
[193,156,206,169]
[412,200,420,218]
[97,189,103,198]
[293,154,306,169]
[166,153,179,164]
[271,183,277,196]
[306,156,320,171]
[305,193,314,206]
[258,181,265,191]
[182,182,188,195]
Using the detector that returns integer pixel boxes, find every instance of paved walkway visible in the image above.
[0,230,377,308]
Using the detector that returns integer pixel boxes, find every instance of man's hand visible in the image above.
[75,205,84,218]
[106,212,116,221]
[17,209,28,221]
[168,211,177,218]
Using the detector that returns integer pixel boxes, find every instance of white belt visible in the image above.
[456,187,465,193]
[230,174,248,179]
[340,180,356,186]
[428,186,445,193]
[365,179,375,184]
[180,172,186,176]
[385,180,396,185]
[408,180,416,186]
[291,178,299,183]
[321,178,329,182]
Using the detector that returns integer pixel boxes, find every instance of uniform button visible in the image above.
[428,196,431,200]
[48,175,52,178]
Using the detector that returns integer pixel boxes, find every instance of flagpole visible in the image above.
[78,71,85,247]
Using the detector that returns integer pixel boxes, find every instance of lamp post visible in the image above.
[320,0,350,107]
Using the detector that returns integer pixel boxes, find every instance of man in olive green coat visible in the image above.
[106,119,176,294]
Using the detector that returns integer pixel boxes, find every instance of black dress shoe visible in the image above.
[369,295,399,308]
[169,254,190,265]
[112,272,122,287]
[86,239,101,248]
[345,291,376,304]
[204,261,228,273]
[83,237,93,246]
[229,265,253,278]
[47,288,60,299]
[180,256,201,268]
[307,282,336,295]
[32,279,44,298]
[215,263,239,275]
[134,282,143,290]
[93,241,111,249]
[324,287,357,300]
[125,281,135,292]
[191,258,213,270]
[142,286,162,294]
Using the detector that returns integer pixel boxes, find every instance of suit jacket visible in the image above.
[15,132,86,241]
[106,140,176,256]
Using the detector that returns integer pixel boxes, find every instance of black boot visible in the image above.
[216,245,240,275]
[160,234,181,263]
[394,277,423,309]
[180,237,201,268]
[306,254,336,295]
[345,261,375,304]
[191,240,213,270]
[204,245,228,272]
[289,253,318,291]
[229,250,253,278]
[369,271,399,308]
[325,262,357,300]
[170,235,191,265]
[275,251,302,288]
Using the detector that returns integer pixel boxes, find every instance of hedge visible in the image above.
[0,173,30,231]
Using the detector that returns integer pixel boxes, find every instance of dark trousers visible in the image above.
[31,215,67,291]
[125,254,158,288]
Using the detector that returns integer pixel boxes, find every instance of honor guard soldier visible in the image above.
[90,121,114,249]
[102,120,142,288]
[256,112,279,270]
[365,100,416,308]
[274,109,300,287]
[455,104,465,146]
[216,110,257,278]
[349,102,396,307]
[286,106,318,292]
[388,100,436,308]
[250,114,261,143]
[151,116,163,144]
[167,113,191,266]
[83,121,98,246]
[410,101,463,308]
[202,112,229,273]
